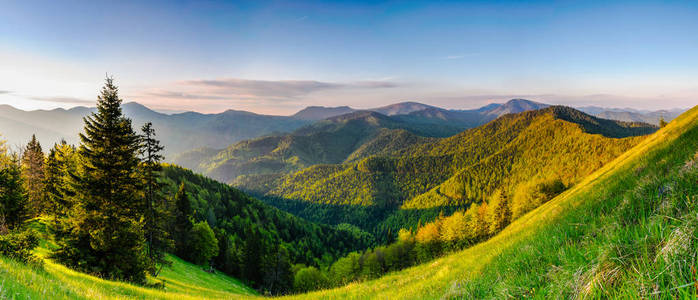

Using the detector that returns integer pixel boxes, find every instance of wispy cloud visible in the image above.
[143,90,231,101]
[181,79,345,99]
[158,78,401,102]
[29,96,94,104]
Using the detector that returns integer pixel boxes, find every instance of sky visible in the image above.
[1,0,697,115]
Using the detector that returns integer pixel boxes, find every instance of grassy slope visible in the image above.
[283,106,698,299]
[0,218,257,300]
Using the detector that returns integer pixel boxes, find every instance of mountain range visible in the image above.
[171,99,550,182]
[0,98,681,158]
[0,103,308,155]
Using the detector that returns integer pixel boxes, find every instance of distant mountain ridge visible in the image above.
[0,98,676,158]
[0,102,310,155]
[291,99,548,121]
[577,106,686,125]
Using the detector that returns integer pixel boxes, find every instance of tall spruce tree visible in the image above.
[139,122,172,275]
[21,134,45,216]
[53,77,148,283]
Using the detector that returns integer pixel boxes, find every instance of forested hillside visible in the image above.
[245,107,654,206]
[158,165,373,292]
[235,107,656,238]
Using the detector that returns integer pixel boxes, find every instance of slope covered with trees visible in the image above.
[159,165,373,291]
[245,107,654,208]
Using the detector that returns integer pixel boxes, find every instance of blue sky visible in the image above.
[1,0,697,114]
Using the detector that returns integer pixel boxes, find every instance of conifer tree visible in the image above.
[0,154,27,230]
[243,225,264,287]
[139,122,172,275]
[172,182,193,258]
[263,244,293,295]
[43,141,77,215]
[488,189,511,234]
[474,201,490,238]
[53,77,148,283]
[21,134,45,216]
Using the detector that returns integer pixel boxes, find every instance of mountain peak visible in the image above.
[484,99,549,116]
[292,105,357,121]
[370,102,435,116]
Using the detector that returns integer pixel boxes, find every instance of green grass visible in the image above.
[0,218,258,300]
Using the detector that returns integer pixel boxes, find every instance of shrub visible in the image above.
[294,266,329,293]
[0,229,41,265]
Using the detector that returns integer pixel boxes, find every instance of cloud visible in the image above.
[143,90,231,101]
[29,96,94,104]
[352,81,400,88]
[182,79,344,98]
[163,78,400,102]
